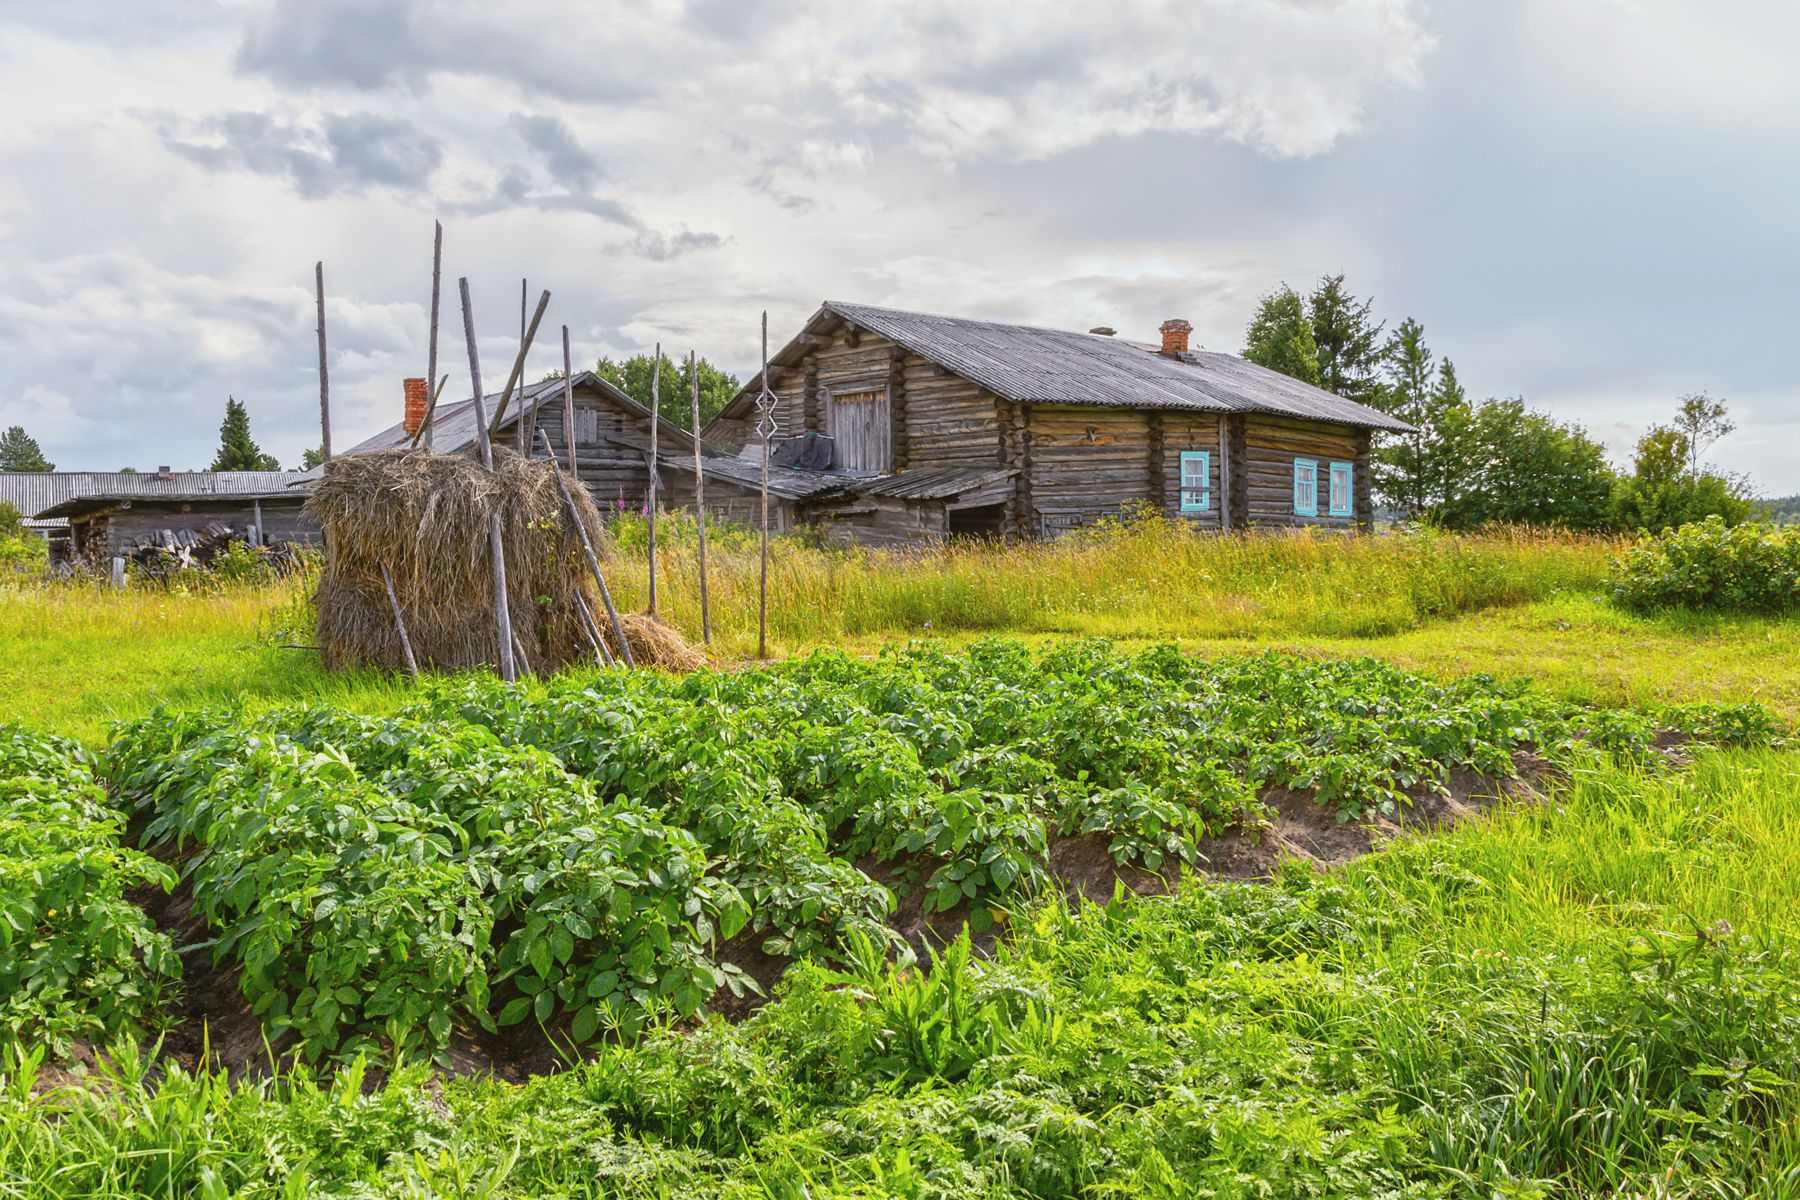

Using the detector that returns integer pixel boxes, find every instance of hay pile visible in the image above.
[309,446,623,674]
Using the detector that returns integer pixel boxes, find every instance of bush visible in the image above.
[1611,517,1800,614]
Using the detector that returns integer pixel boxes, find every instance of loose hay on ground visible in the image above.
[610,612,709,671]
[308,446,618,674]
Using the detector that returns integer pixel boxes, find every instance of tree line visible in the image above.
[1243,275,1758,531]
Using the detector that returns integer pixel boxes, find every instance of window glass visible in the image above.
[1179,450,1210,511]
[1293,458,1318,516]
[1329,461,1353,516]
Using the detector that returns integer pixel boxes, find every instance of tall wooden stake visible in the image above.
[647,343,661,617]
[539,429,633,667]
[315,261,331,463]
[690,348,711,645]
[380,563,419,677]
[458,277,517,682]
[423,222,442,453]
[486,290,552,437]
[757,310,772,660]
[517,278,529,454]
[560,325,579,478]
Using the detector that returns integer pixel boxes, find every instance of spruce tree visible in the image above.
[1241,286,1321,385]
[1306,275,1385,406]
[0,425,53,472]
[210,397,280,471]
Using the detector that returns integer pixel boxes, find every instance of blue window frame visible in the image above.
[1292,458,1318,516]
[1328,461,1354,517]
[1178,449,1210,511]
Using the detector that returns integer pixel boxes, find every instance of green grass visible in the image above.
[3,749,1795,1196]
[7,524,1798,739]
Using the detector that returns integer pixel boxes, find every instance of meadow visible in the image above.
[2,523,1799,1197]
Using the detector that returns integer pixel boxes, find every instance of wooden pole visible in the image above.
[252,498,264,547]
[458,277,517,682]
[647,343,660,617]
[690,348,711,645]
[511,627,533,679]
[758,310,771,660]
[315,261,331,463]
[560,325,578,478]
[486,290,552,438]
[538,429,633,666]
[517,278,530,455]
[380,563,419,677]
[575,595,614,667]
[423,221,442,453]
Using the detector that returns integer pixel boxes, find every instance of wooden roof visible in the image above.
[6,471,305,525]
[718,301,1415,433]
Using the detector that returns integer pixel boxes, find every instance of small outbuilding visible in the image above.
[29,469,314,565]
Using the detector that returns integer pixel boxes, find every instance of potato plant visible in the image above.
[0,729,177,1054]
[101,638,1780,1063]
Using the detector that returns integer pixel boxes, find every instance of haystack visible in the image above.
[308,446,616,674]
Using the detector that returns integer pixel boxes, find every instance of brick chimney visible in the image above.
[402,377,429,437]
[155,465,174,481]
[1159,319,1192,356]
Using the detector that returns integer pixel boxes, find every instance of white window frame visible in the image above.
[1328,461,1353,517]
[1293,458,1318,517]
[1178,449,1210,511]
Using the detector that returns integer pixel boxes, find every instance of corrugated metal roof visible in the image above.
[3,471,306,526]
[719,302,1414,434]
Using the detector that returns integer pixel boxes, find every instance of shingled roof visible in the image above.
[720,302,1414,433]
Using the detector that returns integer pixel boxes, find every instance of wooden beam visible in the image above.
[315,262,331,463]
[538,429,633,666]
[423,221,441,453]
[457,276,517,682]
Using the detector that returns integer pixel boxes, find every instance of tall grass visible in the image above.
[608,515,1617,651]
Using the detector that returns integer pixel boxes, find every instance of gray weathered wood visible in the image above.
[690,348,711,645]
[561,325,578,478]
[110,556,124,588]
[758,310,771,660]
[424,222,442,452]
[458,276,516,682]
[647,342,660,616]
[315,261,331,462]
[380,563,419,677]
[538,429,633,667]
[487,289,552,437]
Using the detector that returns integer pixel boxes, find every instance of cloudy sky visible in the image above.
[1,0,1794,491]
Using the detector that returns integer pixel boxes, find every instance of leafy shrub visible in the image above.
[1611,517,1800,614]
[0,728,177,1053]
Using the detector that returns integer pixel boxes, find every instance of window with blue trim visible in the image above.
[1292,458,1318,516]
[1328,461,1353,517]
[1179,450,1210,511]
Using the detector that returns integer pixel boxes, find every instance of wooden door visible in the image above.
[826,388,891,471]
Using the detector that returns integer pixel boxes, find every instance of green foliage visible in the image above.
[1613,421,1756,532]
[209,396,280,472]
[0,728,177,1054]
[594,351,741,430]
[1435,398,1619,531]
[6,748,1799,1197]
[0,426,52,472]
[300,446,325,470]
[1611,518,1800,614]
[99,641,1777,1065]
[1307,273,1387,406]
[1241,285,1321,385]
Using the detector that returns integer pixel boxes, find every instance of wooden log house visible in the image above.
[332,305,1413,549]
[703,302,1414,543]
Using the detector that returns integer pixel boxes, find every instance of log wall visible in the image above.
[1241,414,1364,530]
[1025,406,1153,536]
